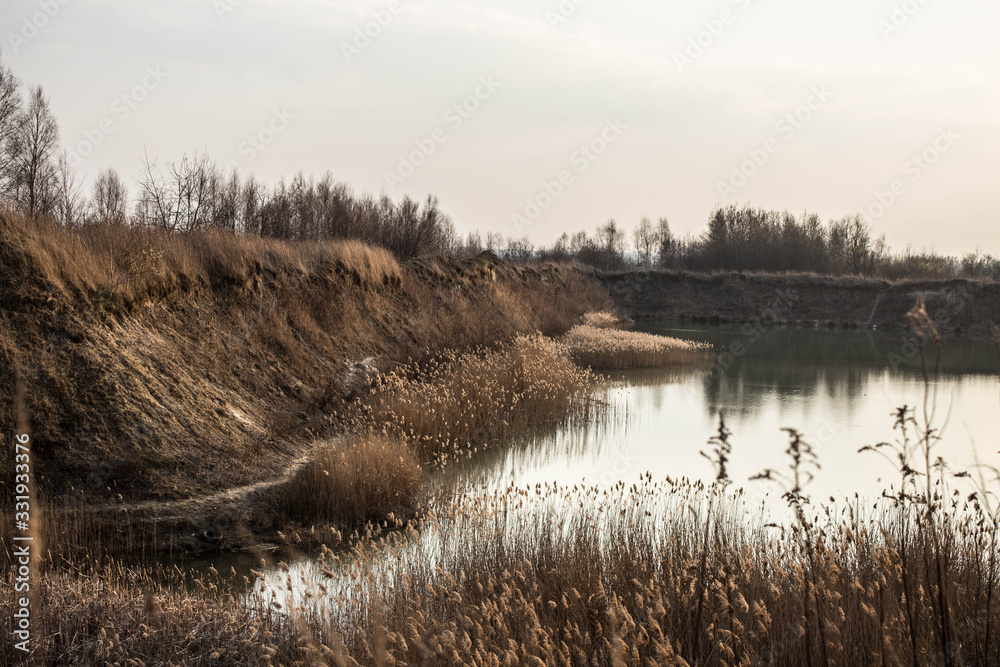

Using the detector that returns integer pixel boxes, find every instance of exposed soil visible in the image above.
[0,230,605,514]
[594,269,1000,333]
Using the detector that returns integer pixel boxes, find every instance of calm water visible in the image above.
[205,324,1000,601]
[437,323,1000,512]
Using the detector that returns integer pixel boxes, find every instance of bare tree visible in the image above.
[239,173,266,236]
[485,231,502,253]
[136,151,218,232]
[92,167,129,224]
[0,51,22,199]
[596,218,625,269]
[503,236,534,264]
[54,150,86,226]
[8,85,60,217]
[633,216,657,267]
[839,214,873,274]
[657,217,675,268]
[210,167,241,231]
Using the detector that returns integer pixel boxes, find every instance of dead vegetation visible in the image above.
[280,435,422,528]
[0,210,607,509]
[563,314,711,369]
[357,334,601,463]
[1,261,998,665]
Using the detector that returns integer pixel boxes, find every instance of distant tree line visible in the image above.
[3,52,997,280]
[0,53,455,259]
[459,206,1000,281]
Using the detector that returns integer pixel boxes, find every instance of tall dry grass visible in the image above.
[0,559,308,665]
[269,334,602,534]
[0,210,403,304]
[580,310,625,329]
[280,435,422,528]
[563,321,710,369]
[243,467,1000,666]
[353,333,601,464]
[7,471,999,665]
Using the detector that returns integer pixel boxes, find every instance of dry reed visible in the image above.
[280,435,423,528]
[563,322,710,369]
[580,311,624,329]
[355,333,601,464]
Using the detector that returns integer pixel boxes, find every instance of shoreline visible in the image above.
[594,268,1000,334]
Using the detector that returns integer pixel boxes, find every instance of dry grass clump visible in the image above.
[280,435,422,527]
[563,323,710,369]
[0,560,308,666]
[355,334,602,463]
[580,310,624,328]
[269,334,602,530]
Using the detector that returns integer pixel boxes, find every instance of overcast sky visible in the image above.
[4,0,999,253]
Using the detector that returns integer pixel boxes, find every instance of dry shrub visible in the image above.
[581,310,624,329]
[563,323,710,369]
[281,435,422,527]
[357,334,601,462]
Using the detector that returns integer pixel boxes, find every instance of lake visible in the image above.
[437,322,1000,514]
[225,323,1000,609]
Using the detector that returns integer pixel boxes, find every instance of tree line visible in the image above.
[0,54,455,259]
[3,52,996,280]
[466,206,1000,281]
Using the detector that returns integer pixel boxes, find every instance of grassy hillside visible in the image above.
[0,212,607,508]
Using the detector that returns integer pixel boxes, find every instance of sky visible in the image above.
[3,0,999,254]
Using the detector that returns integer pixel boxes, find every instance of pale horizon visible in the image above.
[5,0,999,255]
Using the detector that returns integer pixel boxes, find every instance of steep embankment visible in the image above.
[595,269,1000,332]
[0,215,606,506]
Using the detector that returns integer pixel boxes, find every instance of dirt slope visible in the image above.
[595,269,1000,332]
[0,217,606,506]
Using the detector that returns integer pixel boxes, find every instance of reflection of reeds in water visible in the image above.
[5,307,1000,665]
[250,470,999,666]
[429,392,629,498]
[608,363,712,388]
[6,419,1000,664]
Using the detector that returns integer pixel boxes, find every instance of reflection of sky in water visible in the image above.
[248,324,1000,610]
[439,324,1000,517]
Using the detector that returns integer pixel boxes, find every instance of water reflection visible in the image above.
[439,323,1000,515]
[237,325,1000,607]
